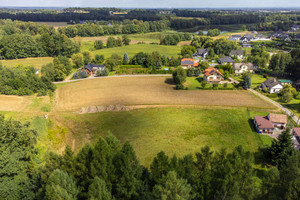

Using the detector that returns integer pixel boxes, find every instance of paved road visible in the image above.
[53,74,171,84]
[249,89,300,125]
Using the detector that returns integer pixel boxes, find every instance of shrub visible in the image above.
[172,67,187,87]
[96,68,109,77]
[212,83,219,90]
[201,81,207,89]
[176,84,184,90]
[223,83,228,88]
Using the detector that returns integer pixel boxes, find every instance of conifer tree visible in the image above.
[153,171,193,200]
[88,177,112,200]
[45,169,79,200]
[150,151,170,185]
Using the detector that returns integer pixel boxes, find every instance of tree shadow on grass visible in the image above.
[164,78,175,85]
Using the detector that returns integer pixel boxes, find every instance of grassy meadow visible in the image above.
[56,107,274,166]
[2,57,53,69]
[84,43,181,57]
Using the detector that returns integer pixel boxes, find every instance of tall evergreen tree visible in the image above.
[150,151,170,185]
[267,128,295,168]
[123,52,130,65]
[45,169,79,200]
[153,171,193,200]
[88,177,112,200]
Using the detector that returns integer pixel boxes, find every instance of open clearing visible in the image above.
[55,76,275,111]
[2,57,53,69]
[56,107,274,166]
[0,95,32,111]
[86,44,181,57]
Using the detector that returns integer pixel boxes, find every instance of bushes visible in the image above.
[172,67,187,90]
[96,68,109,77]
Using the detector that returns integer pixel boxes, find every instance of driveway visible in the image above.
[249,89,300,125]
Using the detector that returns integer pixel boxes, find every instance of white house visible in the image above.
[261,78,283,93]
[230,50,244,60]
[233,63,257,74]
[203,67,224,83]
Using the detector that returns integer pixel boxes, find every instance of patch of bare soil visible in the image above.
[78,104,132,114]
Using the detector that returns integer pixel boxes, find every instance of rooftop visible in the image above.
[254,116,274,129]
[268,113,287,124]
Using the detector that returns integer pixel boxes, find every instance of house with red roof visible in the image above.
[203,67,224,83]
[181,58,198,69]
[253,113,287,134]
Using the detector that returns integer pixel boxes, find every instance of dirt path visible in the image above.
[249,89,300,125]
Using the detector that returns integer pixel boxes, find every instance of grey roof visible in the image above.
[262,78,282,88]
[230,50,244,56]
[244,34,254,39]
[218,56,235,63]
[181,60,194,65]
[197,48,209,56]
[84,63,105,72]
[242,43,252,47]
[295,34,300,39]
[231,35,241,38]
[255,34,266,38]
[233,63,257,70]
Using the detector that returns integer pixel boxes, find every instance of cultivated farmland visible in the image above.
[54,76,275,111]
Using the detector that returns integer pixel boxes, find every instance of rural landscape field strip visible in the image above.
[0,95,32,111]
[54,76,275,111]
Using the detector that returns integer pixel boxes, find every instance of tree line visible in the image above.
[0,115,299,200]
[58,20,169,38]
[0,32,79,59]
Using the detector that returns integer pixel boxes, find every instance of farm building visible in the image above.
[233,63,257,74]
[203,67,224,83]
[84,63,105,75]
[181,58,198,69]
[261,78,283,94]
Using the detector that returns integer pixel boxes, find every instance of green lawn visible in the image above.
[2,57,53,69]
[232,74,268,89]
[59,107,274,166]
[185,77,235,90]
[87,44,181,58]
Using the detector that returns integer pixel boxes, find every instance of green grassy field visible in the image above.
[57,107,274,166]
[185,77,235,90]
[2,57,53,69]
[88,44,182,57]
[232,74,268,89]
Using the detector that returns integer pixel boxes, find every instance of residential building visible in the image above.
[230,35,241,41]
[230,50,244,60]
[203,67,224,83]
[278,79,293,85]
[254,33,268,40]
[242,43,252,48]
[267,113,287,129]
[261,78,283,93]
[84,63,105,75]
[292,128,300,150]
[233,63,257,74]
[253,116,274,134]
[253,113,287,133]
[218,56,235,65]
[181,58,198,69]
[196,49,209,59]
[294,79,300,91]
[240,34,254,43]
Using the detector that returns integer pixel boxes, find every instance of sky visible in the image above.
[0,0,300,8]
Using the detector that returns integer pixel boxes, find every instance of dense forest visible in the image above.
[0,116,299,200]
[0,65,55,95]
